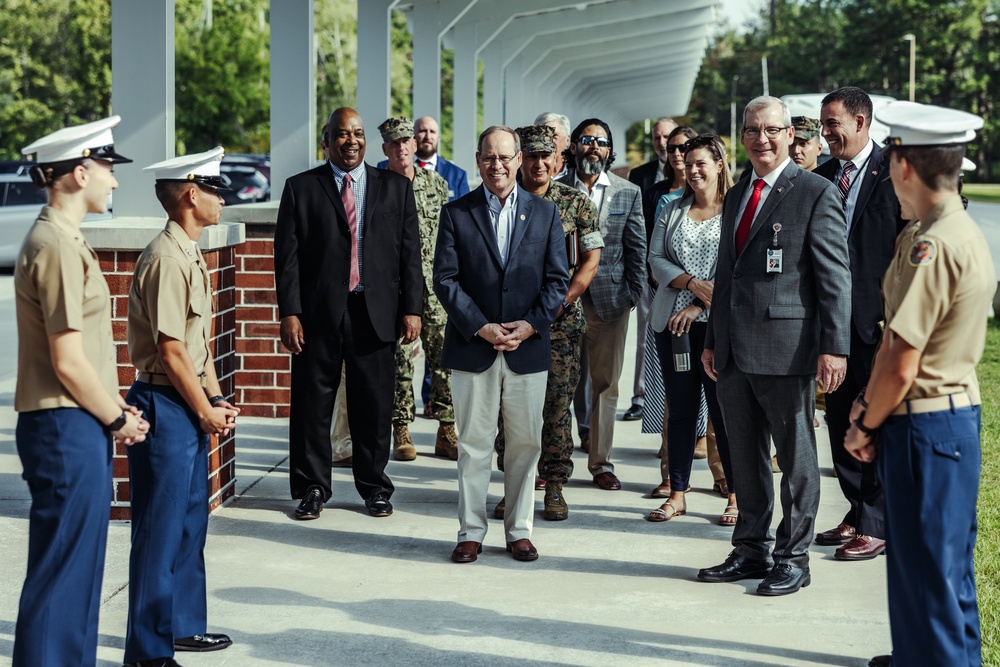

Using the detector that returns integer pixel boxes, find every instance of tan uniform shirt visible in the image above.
[882,196,995,403]
[14,206,117,411]
[127,220,212,375]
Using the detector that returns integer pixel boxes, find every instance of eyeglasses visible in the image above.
[742,126,790,139]
[667,143,687,153]
[479,154,516,166]
[579,135,610,147]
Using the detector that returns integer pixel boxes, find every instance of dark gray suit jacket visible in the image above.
[706,160,851,375]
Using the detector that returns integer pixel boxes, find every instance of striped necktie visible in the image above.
[838,161,855,211]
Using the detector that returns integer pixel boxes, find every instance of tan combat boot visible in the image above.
[435,422,458,460]
[543,482,568,521]
[392,422,417,461]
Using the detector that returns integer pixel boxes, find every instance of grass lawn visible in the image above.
[964,183,1000,204]
[977,319,1000,664]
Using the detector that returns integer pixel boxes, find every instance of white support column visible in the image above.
[481,47,503,129]
[410,8,441,121]
[450,27,479,180]
[269,0,314,195]
[356,0,398,128]
[111,0,174,217]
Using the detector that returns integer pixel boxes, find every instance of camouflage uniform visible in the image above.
[496,179,603,483]
[392,165,454,424]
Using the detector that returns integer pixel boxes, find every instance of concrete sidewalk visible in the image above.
[0,304,891,666]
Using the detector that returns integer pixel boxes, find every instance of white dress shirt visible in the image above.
[839,139,875,230]
[735,156,792,239]
[573,170,612,216]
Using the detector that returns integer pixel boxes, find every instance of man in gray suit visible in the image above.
[559,118,646,490]
[697,96,851,596]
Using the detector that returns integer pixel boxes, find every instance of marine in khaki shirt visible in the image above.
[122,147,238,663]
[127,219,213,377]
[15,205,117,410]
[881,197,994,404]
[843,102,988,667]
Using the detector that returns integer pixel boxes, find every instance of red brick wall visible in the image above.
[233,227,291,418]
[100,246,239,519]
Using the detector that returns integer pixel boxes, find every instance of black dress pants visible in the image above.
[288,292,395,502]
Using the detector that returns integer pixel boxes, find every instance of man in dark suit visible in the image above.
[274,107,423,521]
[698,96,852,596]
[434,126,569,564]
[813,87,903,561]
[378,115,469,202]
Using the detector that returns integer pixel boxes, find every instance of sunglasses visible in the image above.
[579,135,610,147]
[667,143,687,153]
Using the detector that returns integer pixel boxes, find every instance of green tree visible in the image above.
[0,0,112,160]
[174,0,270,154]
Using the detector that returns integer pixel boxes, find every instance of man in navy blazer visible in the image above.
[378,115,469,202]
[433,126,569,564]
[813,87,904,561]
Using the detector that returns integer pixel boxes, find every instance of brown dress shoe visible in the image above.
[835,535,886,560]
[434,422,458,460]
[392,422,417,461]
[593,471,622,490]
[815,522,856,546]
[579,436,590,453]
[506,538,538,561]
[543,482,568,521]
[650,480,671,498]
[493,497,505,519]
[331,456,353,468]
[451,541,482,563]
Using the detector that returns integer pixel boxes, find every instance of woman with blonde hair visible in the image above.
[645,134,738,525]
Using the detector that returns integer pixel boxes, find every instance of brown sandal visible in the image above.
[647,502,686,522]
[718,505,738,526]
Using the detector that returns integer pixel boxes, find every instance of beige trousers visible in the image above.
[452,354,547,544]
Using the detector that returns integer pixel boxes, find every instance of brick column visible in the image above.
[84,217,246,519]
[223,204,290,419]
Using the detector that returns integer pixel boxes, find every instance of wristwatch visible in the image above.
[853,410,879,437]
[561,301,571,311]
[107,411,128,432]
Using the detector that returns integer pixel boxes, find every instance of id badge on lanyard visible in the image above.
[766,223,783,273]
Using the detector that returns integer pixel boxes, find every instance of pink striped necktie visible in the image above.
[838,161,855,210]
[342,173,360,291]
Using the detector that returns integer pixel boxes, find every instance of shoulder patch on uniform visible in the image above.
[908,239,937,267]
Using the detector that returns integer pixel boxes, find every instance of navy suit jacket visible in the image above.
[377,155,470,201]
[814,142,904,347]
[432,185,569,374]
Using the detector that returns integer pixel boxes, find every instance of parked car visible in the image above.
[0,174,48,268]
[223,153,270,181]
[219,163,270,206]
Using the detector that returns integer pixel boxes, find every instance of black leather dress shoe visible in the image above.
[365,493,393,517]
[123,658,183,667]
[294,486,324,520]
[622,404,644,421]
[868,655,891,667]
[757,563,811,596]
[174,633,232,652]
[697,551,773,583]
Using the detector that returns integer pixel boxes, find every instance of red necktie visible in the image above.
[838,161,855,211]
[418,160,429,168]
[735,178,766,254]
[342,173,360,291]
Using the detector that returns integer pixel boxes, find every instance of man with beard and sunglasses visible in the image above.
[559,118,646,492]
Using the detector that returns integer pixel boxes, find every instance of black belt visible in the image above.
[136,371,208,389]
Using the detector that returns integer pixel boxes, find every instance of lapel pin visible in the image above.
[776,186,783,193]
